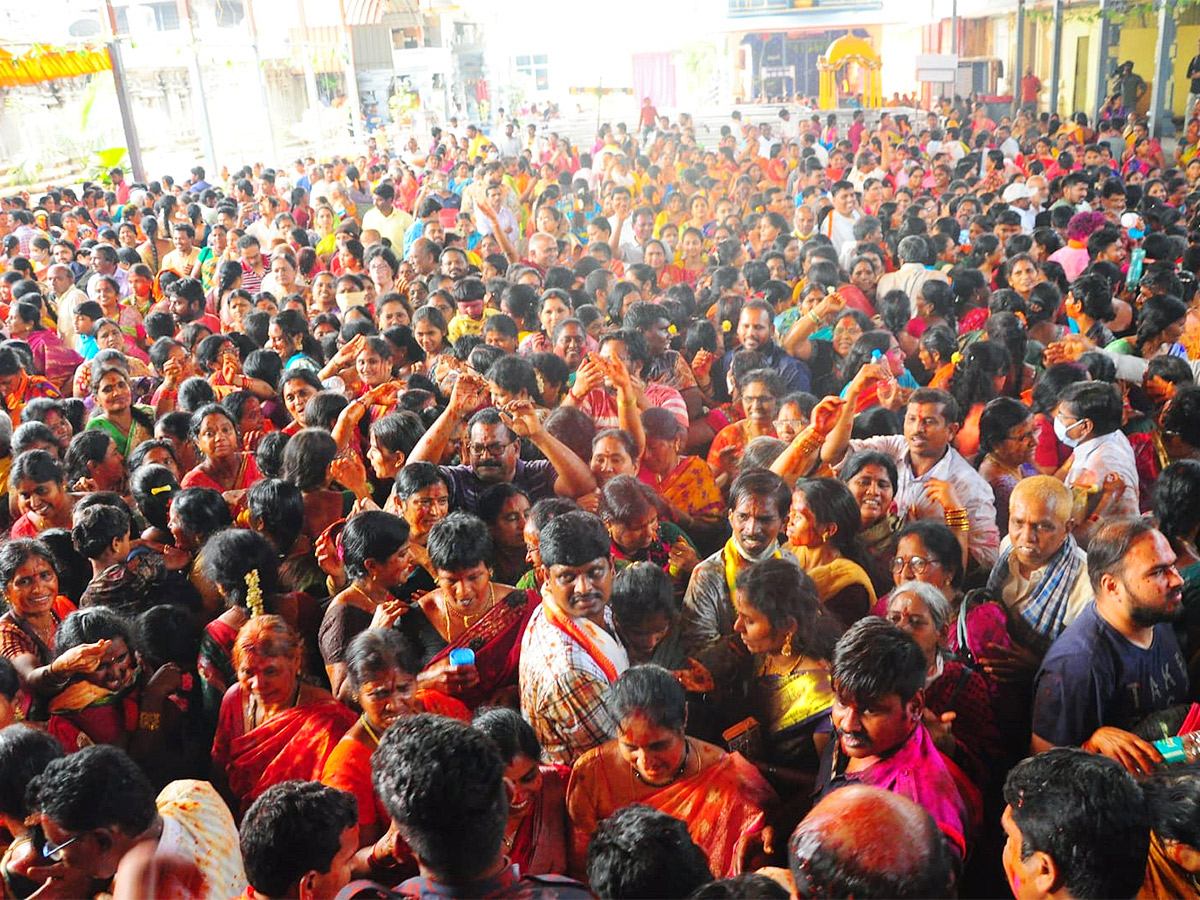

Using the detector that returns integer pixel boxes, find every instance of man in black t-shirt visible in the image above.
[1031,518,1189,774]
[1187,38,1200,123]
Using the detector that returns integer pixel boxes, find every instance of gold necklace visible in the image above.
[361,714,382,747]
[986,453,1023,480]
[440,583,495,637]
[351,582,378,608]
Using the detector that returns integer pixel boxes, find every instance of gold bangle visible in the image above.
[138,711,161,732]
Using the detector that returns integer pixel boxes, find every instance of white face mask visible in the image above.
[1054,414,1086,448]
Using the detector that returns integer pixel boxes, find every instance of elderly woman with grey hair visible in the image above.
[885,581,1002,786]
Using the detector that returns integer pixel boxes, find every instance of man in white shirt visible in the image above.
[1003,183,1039,233]
[995,125,1022,160]
[474,181,519,246]
[1055,381,1140,548]
[85,245,130,300]
[617,207,655,265]
[778,108,798,144]
[802,132,829,166]
[876,235,950,303]
[848,152,887,193]
[49,264,87,345]
[821,181,862,256]
[497,122,521,159]
[825,387,1000,569]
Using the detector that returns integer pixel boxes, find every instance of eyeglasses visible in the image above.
[890,555,942,575]
[470,441,512,458]
[42,832,80,862]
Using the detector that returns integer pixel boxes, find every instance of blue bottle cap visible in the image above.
[449,647,476,667]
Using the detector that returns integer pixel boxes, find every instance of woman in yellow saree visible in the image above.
[784,478,876,629]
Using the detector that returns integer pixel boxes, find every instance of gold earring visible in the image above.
[782,632,794,657]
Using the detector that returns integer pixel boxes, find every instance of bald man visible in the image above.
[983,475,1093,664]
[788,785,955,899]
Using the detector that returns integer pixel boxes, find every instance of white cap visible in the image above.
[1002,183,1032,202]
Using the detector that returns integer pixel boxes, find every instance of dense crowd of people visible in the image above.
[0,95,1196,898]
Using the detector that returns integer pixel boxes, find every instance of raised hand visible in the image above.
[673,658,716,693]
[57,639,110,676]
[220,354,243,386]
[449,372,489,417]
[668,538,700,577]
[330,453,370,498]
[691,348,715,379]
[923,478,963,513]
[498,399,542,438]
[571,355,603,397]
[369,598,410,630]
[161,356,185,390]
[809,396,846,438]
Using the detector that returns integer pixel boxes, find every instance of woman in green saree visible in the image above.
[85,365,155,461]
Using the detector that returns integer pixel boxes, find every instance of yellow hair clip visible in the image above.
[150,485,172,495]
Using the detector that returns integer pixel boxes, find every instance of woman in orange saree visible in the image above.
[321,628,467,852]
[211,615,355,817]
[566,666,776,880]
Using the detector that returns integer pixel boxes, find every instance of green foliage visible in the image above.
[87,147,131,184]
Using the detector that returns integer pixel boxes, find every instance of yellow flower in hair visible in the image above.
[245,569,264,618]
[722,320,732,332]
[951,351,962,365]
[668,324,678,335]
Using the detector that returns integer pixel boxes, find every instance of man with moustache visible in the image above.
[1031,517,1189,774]
[816,618,973,862]
[519,511,629,765]
[982,476,1093,668]
[409,379,596,516]
[681,469,794,683]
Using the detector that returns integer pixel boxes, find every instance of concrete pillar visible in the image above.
[176,0,218,177]
[102,0,145,181]
[1148,0,1177,138]
[1092,0,1117,124]
[1049,0,1064,115]
[1012,0,1025,116]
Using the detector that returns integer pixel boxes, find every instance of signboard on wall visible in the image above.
[916,53,957,83]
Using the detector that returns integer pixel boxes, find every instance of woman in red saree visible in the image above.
[400,512,537,710]
[321,629,467,853]
[472,707,570,876]
[566,665,777,880]
[180,404,261,508]
[211,615,355,817]
[198,529,315,732]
